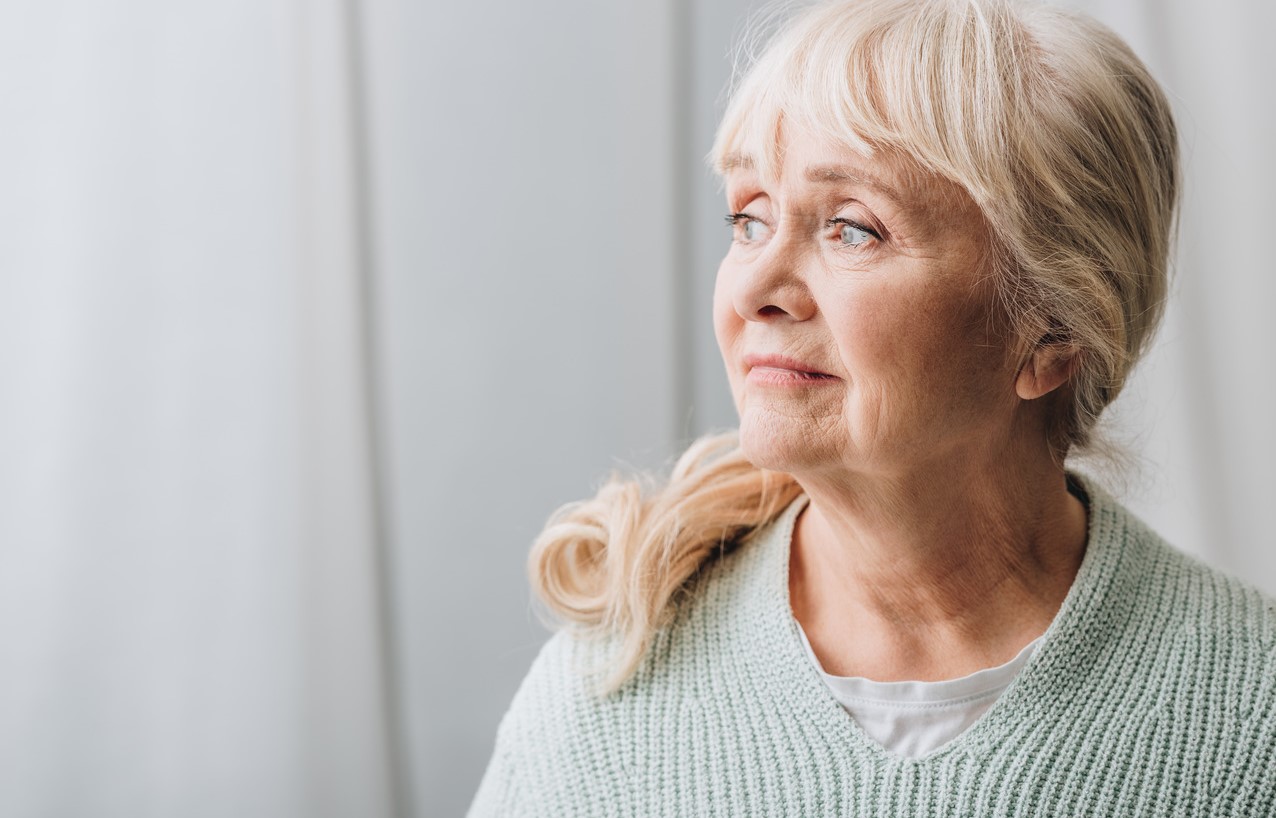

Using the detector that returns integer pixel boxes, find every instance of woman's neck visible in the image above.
[788,452,1088,681]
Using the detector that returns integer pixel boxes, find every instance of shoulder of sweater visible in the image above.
[470,628,611,816]
[482,621,703,814]
[494,626,609,738]
[1110,499,1276,672]
[492,536,770,749]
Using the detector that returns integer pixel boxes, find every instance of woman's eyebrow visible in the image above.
[804,165,904,204]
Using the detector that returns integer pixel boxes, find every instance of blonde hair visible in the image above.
[532,0,1180,694]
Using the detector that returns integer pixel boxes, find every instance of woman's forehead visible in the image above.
[723,128,967,213]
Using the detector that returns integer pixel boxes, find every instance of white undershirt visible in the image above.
[796,621,1042,759]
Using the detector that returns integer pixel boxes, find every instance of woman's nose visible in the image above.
[731,241,817,323]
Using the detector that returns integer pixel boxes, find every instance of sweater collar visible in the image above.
[735,471,1140,765]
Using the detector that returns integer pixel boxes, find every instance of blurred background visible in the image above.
[0,0,1271,815]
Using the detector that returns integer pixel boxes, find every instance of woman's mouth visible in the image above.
[743,354,838,386]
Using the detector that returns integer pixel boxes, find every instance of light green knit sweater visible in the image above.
[470,480,1276,816]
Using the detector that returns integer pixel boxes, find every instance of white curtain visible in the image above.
[1066,0,1276,586]
[0,2,397,816]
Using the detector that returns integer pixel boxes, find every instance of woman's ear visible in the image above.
[1016,340,1081,400]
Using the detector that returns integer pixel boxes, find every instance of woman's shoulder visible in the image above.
[500,522,779,731]
[1117,501,1275,644]
[1100,488,1276,690]
[467,627,620,817]
[491,626,613,741]
[469,512,797,816]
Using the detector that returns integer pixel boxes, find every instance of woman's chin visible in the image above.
[737,413,838,474]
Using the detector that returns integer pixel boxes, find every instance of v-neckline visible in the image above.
[744,473,1132,766]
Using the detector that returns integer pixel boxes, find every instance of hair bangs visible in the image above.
[710,0,1022,215]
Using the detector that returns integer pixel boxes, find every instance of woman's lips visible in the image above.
[743,354,838,387]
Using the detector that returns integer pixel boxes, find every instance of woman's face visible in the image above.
[714,127,1025,479]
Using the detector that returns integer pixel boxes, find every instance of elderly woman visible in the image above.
[470,0,1276,814]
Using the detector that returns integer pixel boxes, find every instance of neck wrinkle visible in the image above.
[788,465,1088,679]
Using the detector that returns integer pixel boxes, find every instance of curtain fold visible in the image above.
[1071,0,1276,589]
[0,2,395,816]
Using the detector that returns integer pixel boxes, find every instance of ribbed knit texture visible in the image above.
[470,478,1276,817]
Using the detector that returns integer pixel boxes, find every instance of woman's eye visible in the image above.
[829,218,878,248]
[725,213,770,243]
